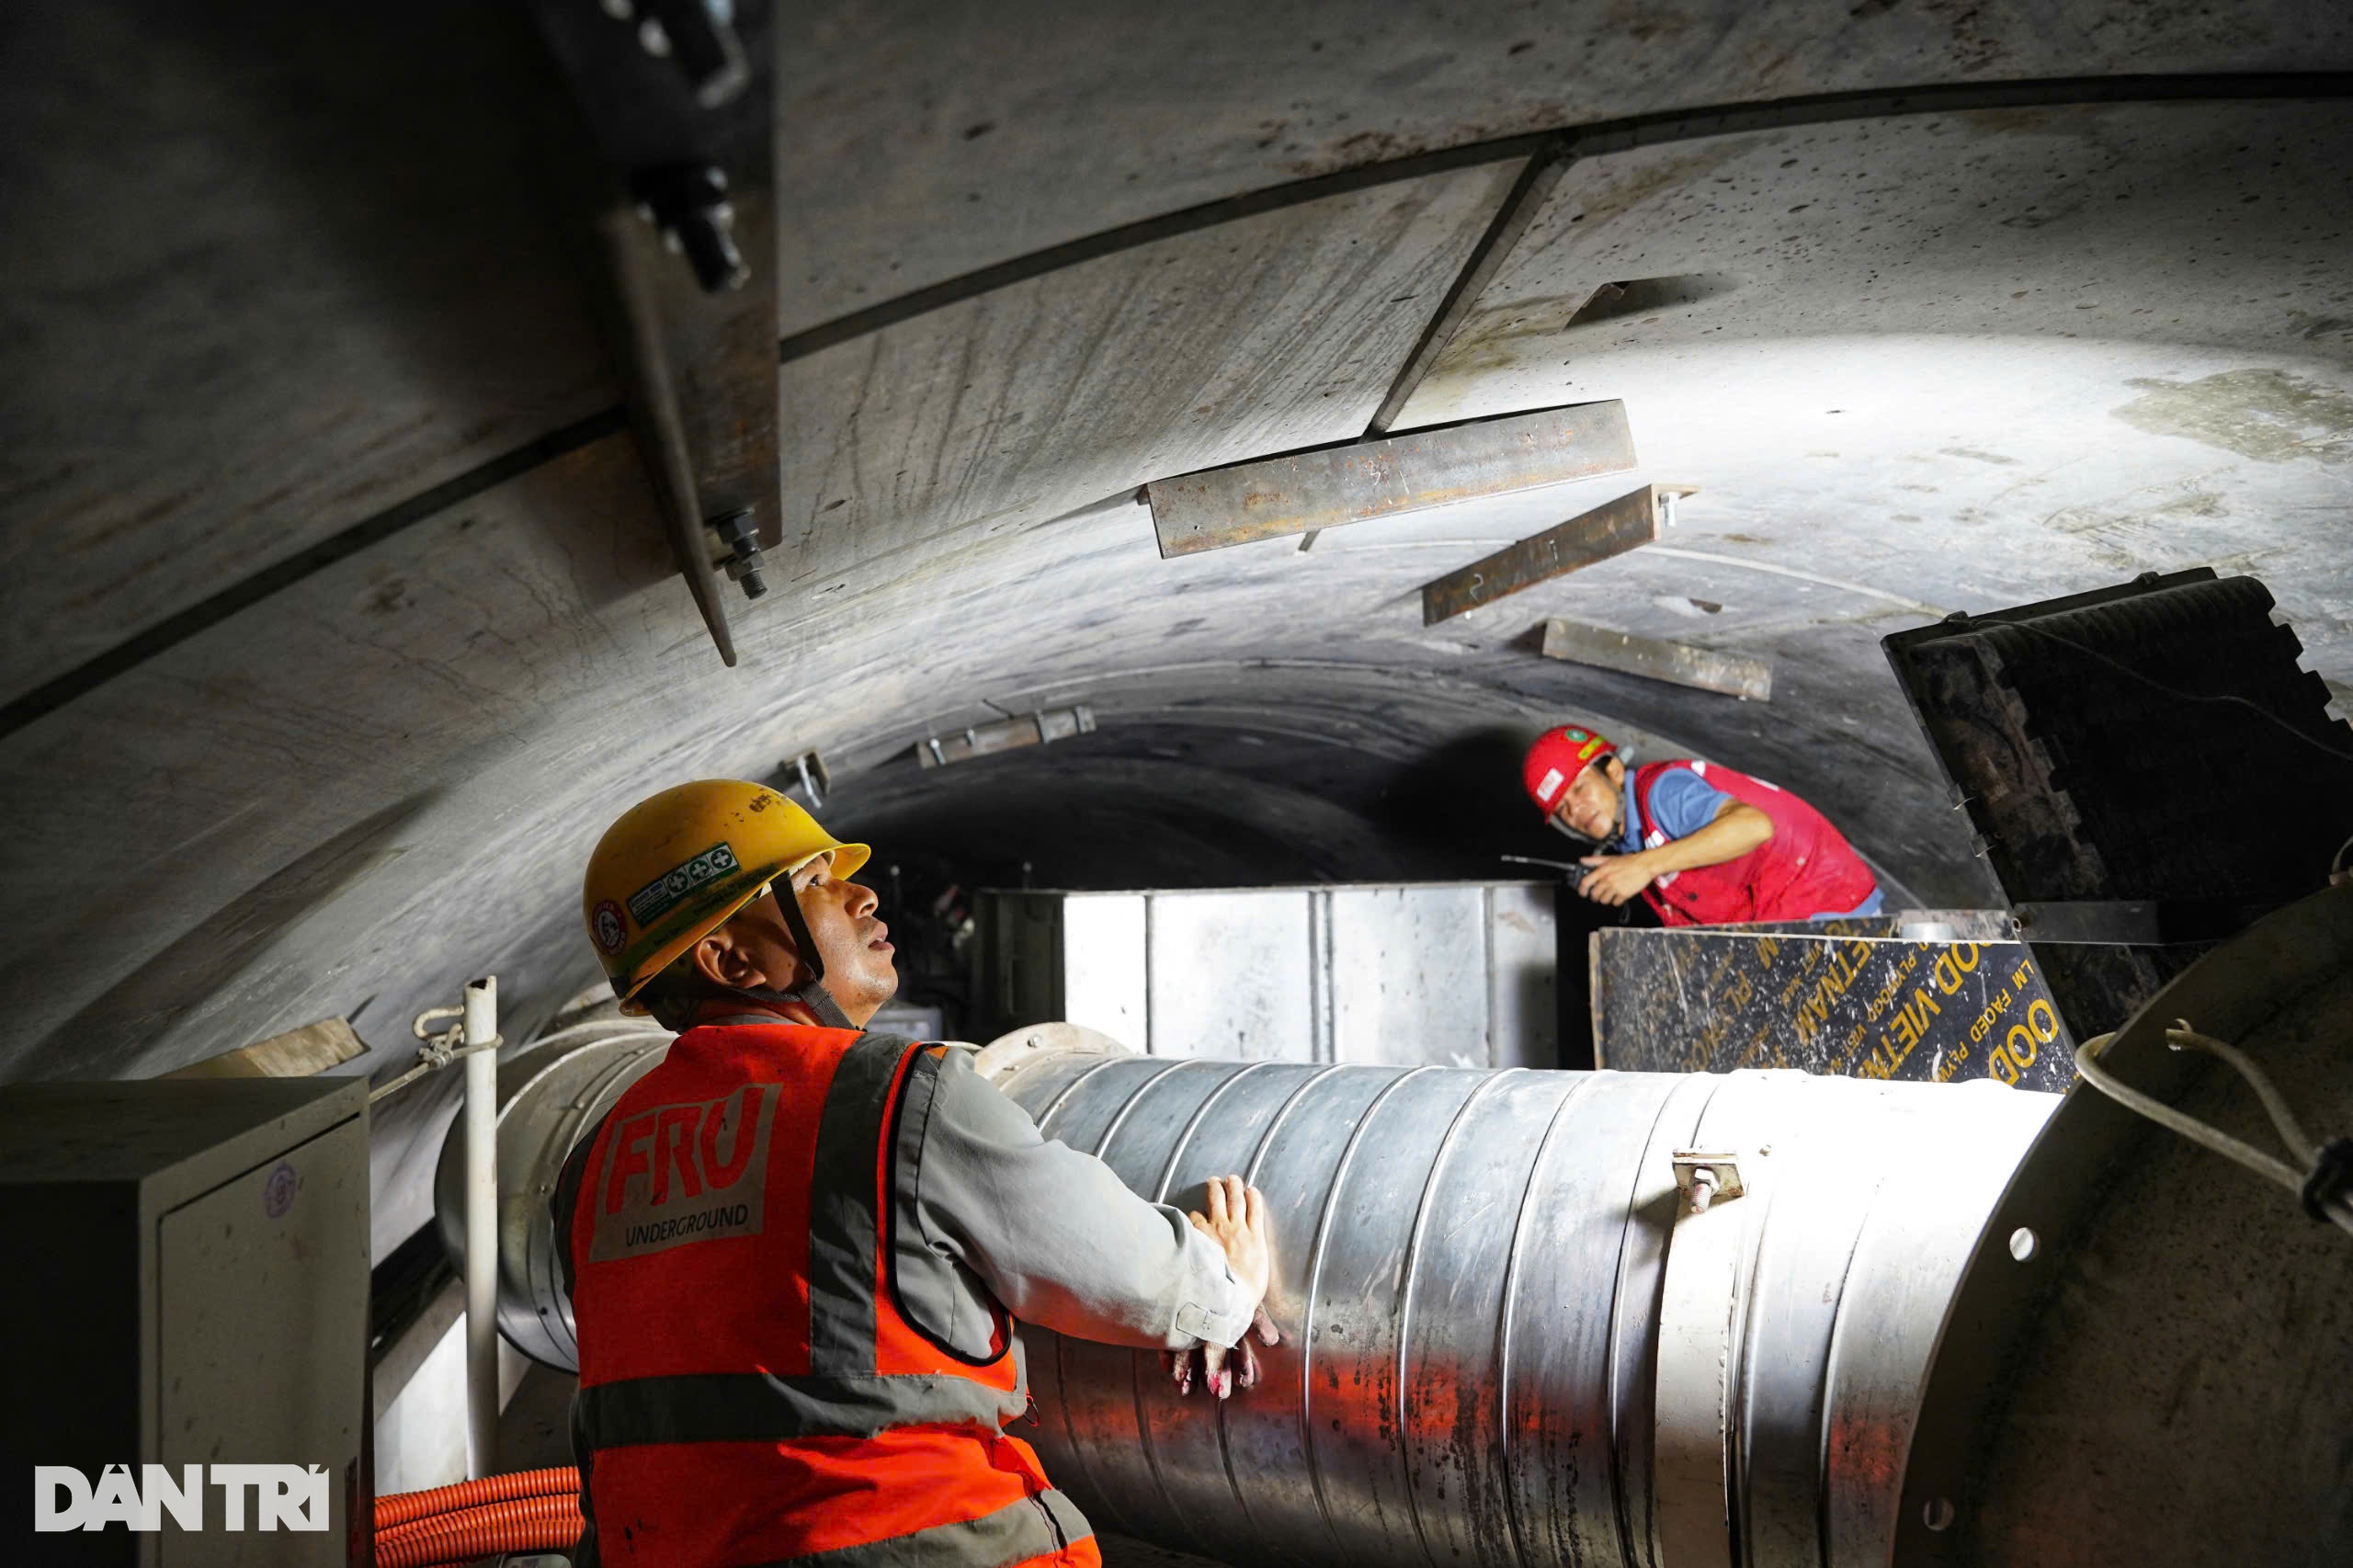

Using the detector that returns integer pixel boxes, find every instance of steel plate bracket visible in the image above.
[527,0,779,665]
[1654,1142,1756,1568]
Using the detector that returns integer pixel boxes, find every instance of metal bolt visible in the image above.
[1688,1166,1720,1214]
[637,17,672,55]
[708,507,766,599]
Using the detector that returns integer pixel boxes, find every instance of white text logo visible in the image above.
[33,1464,330,1532]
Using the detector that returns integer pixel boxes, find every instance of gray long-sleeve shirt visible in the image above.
[891,1045,1256,1355]
[552,1033,1249,1568]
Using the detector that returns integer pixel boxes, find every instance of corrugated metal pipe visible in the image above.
[988,1051,2055,1568]
[442,1026,2055,1567]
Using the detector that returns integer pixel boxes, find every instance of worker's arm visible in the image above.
[904,1047,1262,1353]
[1580,798,1774,905]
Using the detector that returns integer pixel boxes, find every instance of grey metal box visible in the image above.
[975,882,1563,1069]
[0,1077,369,1566]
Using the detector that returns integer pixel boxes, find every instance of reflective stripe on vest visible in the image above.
[735,1489,1092,1568]
[577,1369,1023,1447]
[562,1026,1059,1568]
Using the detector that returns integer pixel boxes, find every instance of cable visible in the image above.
[376,1494,584,1568]
[2074,1027,2353,1236]
[372,1467,580,1531]
[2073,1034,2304,1188]
[2165,1023,2318,1166]
[1981,615,2353,775]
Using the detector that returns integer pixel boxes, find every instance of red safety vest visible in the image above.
[1631,760,1878,926]
[558,1023,1098,1568]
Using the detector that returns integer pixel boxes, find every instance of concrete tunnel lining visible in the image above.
[5,6,2353,1564]
[2,0,2351,1483]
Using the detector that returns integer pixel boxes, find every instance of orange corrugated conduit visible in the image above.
[372,1466,582,1567]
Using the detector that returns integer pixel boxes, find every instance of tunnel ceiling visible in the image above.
[5,1,2352,1257]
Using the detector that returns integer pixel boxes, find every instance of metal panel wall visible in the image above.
[982,883,1560,1069]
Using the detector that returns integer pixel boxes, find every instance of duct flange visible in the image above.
[1897,881,2353,1566]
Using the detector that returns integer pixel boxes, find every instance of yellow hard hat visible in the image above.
[582,779,870,1009]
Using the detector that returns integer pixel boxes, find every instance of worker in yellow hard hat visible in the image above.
[581,777,890,1031]
[559,779,1278,1568]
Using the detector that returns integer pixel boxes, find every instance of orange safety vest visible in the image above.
[557,1023,1099,1568]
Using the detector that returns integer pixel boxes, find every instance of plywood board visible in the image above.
[1593,927,2073,1090]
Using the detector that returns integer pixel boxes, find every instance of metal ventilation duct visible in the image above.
[436,891,2353,1568]
[987,1052,2053,1568]
[443,1017,2056,1566]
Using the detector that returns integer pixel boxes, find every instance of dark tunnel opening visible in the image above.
[828,717,1668,1055]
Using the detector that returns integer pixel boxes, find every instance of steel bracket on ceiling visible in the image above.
[1146,401,1637,558]
[527,0,779,665]
[1415,477,1663,626]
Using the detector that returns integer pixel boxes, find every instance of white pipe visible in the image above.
[461,974,500,1478]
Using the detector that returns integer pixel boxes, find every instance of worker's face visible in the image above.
[690,854,898,1024]
[1550,756,1625,845]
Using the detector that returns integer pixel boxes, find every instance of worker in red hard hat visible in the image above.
[1523,725,1881,926]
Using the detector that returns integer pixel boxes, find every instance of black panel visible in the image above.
[1882,570,2353,1034]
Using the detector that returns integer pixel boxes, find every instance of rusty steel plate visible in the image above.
[1146,400,1634,557]
[1419,483,1660,624]
[1539,614,1771,698]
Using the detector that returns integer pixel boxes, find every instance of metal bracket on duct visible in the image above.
[526,0,779,665]
[1655,1141,1754,1568]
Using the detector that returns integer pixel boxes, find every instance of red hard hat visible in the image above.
[1523,725,1616,813]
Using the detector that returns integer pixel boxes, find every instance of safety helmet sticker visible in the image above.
[1537,767,1565,803]
[627,841,740,927]
[591,899,629,955]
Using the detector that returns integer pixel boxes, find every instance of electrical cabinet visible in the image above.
[0,1077,369,1566]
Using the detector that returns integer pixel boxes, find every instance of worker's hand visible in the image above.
[1163,1176,1278,1400]
[1577,851,1657,906]
[1190,1175,1271,1300]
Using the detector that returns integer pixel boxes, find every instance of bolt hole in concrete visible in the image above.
[1924,1497,1957,1532]
[2008,1226,2039,1262]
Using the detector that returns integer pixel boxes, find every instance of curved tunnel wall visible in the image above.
[1,6,2349,1269]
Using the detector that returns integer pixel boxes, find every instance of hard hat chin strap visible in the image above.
[695,880,858,1030]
